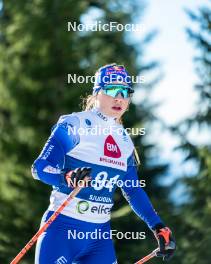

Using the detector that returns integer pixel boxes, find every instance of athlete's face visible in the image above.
[95,90,130,119]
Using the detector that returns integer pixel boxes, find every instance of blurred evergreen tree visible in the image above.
[0,1,173,263]
[171,4,211,264]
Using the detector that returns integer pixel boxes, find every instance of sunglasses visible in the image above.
[102,85,134,99]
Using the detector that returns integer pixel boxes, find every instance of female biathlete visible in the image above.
[32,63,176,264]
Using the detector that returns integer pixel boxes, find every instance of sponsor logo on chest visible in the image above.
[100,135,126,167]
[104,135,121,158]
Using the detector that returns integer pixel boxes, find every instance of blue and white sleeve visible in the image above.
[121,154,163,229]
[31,115,80,187]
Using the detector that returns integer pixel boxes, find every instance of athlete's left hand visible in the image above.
[152,223,176,261]
[65,167,92,188]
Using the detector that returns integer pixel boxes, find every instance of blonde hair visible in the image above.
[82,94,96,111]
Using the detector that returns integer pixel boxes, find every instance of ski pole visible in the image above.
[134,248,159,264]
[10,185,83,264]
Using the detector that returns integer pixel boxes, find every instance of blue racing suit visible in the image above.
[32,108,163,264]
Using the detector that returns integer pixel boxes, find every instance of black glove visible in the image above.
[65,167,92,188]
[152,223,176,261]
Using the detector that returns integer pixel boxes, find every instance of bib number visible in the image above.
[93,171,120,192]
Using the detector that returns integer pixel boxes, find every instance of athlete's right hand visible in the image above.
[65,167,92,188]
